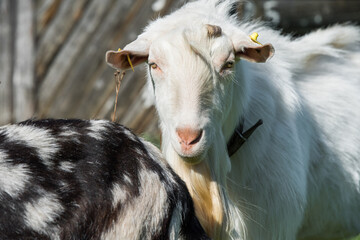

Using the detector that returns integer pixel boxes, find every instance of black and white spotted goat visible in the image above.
[0,119,209,240]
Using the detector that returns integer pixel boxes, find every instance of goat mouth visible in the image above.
[172,144,206,164]
[175,141,207,162]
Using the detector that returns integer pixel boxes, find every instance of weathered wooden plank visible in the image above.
[117,86,157,133]
[104,70,149,123]
[44,0,135,118]
[38,0,113,116]
[12,0,35,122]
[35,0,62,37]
[36,0,88,80]
[41,0,157,122]
[0,0,13,124]
[77,0,155,120]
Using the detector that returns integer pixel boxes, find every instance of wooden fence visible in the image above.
[0,0,188,136]
[1,0,359,137]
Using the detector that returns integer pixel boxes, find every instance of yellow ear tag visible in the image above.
[250,32,262,45]
[118,48,134,72]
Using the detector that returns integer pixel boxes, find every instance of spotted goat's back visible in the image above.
[0,119,209,240]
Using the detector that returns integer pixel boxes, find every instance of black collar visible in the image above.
[227,118,263,157]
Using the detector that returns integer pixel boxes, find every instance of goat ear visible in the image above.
[106,38,150,70]
[232,34,274,63]
[236,43,274,63]
[106,50,148,70]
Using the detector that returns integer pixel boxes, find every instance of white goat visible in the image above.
[106,0,360,239]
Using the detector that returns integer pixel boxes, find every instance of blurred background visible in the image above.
[1,0,360,141]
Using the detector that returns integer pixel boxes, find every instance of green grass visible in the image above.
[347,235,360,240]
[140,132,161,149]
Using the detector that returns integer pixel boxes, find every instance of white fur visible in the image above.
[111,182,129,207]
[110,0,360,239]
[123,173,133,185]
[0,125,59,167]
[59,126,81,142]
[122,127,138,142]
[0,150,31,197]
[59,161,75,172]
[168,202,186,240]
[24,192,64,238]
[87,120,109,140]
[101,168,168,239]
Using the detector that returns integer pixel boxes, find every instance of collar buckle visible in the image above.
[227,118,263,157]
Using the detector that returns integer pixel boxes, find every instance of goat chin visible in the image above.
[180,155,204,165]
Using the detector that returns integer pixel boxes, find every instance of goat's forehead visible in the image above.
[150,35,187,57]
[149,27,233,64]
[150,42,191,64]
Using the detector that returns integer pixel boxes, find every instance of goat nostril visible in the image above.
[176,128,203,146]
[189,130,202,145]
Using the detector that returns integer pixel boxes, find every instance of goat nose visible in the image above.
[176,128,203,147]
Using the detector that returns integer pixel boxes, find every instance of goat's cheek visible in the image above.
[222,85,234,120]
[151,69,163,82]
[214,83,232,121]
[154,87,175,126]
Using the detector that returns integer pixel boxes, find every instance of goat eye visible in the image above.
[224,61,234,69]
[150,63,158,70]
[219,61,235,74]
